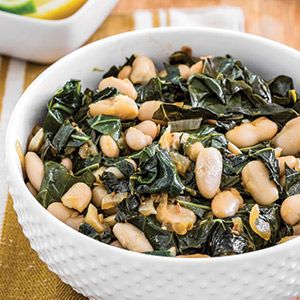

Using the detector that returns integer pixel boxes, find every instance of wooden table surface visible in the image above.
[114,0,300,50]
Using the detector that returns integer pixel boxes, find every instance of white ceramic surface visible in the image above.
[0,0,118,63]
[5,27,300,300]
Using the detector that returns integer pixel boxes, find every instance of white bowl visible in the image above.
[0,0,118,63]
[6,27,300,300]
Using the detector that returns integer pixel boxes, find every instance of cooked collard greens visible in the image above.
[24,47,300,258]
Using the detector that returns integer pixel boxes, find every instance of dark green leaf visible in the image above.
[136,77,163,103]
[237,203,292,249]
[92,87,118,102]
[130,216,176,250]
[169,118,202,132]
[87,115,121,140]
[102,157,135,178]
[144,250,173,257]
[74,153,102,175]
[153,103,222,122]
[177,199,210,218]
[43,80,83,140]
[115,195,140,222]
[37,161,95,208]
[103,55,135,78]
[284,166,300,196]
[208,220,255,256]
[220,149,248,190]
[169,50,196,67]
[51,121,75,153]
[269,75,296,106]
[176,219,215,254]
[134,149,185,196]
[79,223,114,244]
[101,172,130,193]
[250,147,281,190]
[66,131,91,148]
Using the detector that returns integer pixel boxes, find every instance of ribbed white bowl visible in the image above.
[5,28,300,300]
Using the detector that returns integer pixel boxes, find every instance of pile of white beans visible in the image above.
[22,51,300,257]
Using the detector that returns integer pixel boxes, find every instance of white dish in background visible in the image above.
[5,28,300,300]
[0,0,118,63]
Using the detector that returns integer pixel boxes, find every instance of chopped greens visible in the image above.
[25,48,299,259]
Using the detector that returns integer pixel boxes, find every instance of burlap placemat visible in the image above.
[0,196,87,299]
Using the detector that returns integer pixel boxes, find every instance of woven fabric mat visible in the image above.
[0,7,244,299]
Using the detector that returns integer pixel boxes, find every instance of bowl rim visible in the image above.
[6,26,300,264]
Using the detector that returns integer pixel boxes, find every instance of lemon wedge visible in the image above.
[0,0,36,14]
[26,0,86,20]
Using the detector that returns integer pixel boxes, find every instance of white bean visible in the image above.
[47,202,75,222]
[61,182,92,213]
[26,182,38,197]
[189,60,203,76]
[118,65,132,80]
[65,215,84,231]
[186,141,204,161]
[241,160,278,205]
[130,56,156,84]
[277,156,297,176]
[274,147,282,158]
[60,157,73,171]
[195,147,223,199]
[98,76,137,100]
[135,120,158,139]
[138,100,161,121]
[113,223,153,252]
[92,185,108,207]
[226,117,278,148]
[105,166,124,179]
[110,240,124,248]
[16,140,25,173]
[211,188,244,218]
[159,126,172,150]
[178,64,190,79]
[272,116,300,155]
[100,135,119,158]
[28,128,44,152]
[281,194,300,225]
[177,254,209,258]
[293,223,300,235]
[125,127,152,151]
[25,152,44,191]
[89,94,138,120]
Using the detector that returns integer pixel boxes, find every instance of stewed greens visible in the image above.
[23,47,300,258]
